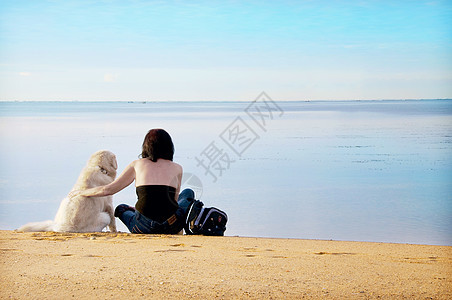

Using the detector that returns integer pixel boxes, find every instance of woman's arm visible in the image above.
[71,162,136,198]
[174,165,183,202]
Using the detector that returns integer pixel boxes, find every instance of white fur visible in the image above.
[18,150,118,233]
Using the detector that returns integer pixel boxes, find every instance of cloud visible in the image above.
[104,73,119,82]
[18,72,31,76]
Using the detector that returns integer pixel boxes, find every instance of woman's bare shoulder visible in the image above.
[127,158,146,169]
[170,161,183,171]
[134,158,181,172]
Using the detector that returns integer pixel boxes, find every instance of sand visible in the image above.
[0,230,450,299]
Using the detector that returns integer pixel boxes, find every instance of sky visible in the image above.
[0,0,451,101]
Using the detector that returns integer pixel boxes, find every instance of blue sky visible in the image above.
[0,0,451,101]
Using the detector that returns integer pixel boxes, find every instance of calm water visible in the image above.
[0,100,451,245]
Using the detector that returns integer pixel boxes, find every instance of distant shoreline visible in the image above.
[1,98,451,103]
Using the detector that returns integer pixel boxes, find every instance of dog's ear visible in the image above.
[93,150,117,174]
[110,154,118,171]
[102,151,118,179]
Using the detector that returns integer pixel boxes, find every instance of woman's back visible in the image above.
[134,158,182,189]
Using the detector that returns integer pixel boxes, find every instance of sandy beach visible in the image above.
[0,230,450,299]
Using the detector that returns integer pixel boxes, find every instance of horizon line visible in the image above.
[1,98,451,103]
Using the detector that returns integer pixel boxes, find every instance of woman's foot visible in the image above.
[114,204,136,218]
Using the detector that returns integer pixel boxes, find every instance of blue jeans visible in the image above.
[116,188,195,234]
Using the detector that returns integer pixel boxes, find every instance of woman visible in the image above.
[70,128,194,234]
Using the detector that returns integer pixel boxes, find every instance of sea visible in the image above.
[0,99,451,246]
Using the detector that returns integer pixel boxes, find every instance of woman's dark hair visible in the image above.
[140,129,174,162]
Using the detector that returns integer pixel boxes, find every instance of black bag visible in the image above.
[184,200,228,236]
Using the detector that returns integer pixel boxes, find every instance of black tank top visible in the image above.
[135,185,178,223]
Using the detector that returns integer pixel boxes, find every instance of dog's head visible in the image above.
[88,150,118,181]
[73,150,118,190]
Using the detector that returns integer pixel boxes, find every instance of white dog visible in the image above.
[18,150,118,233]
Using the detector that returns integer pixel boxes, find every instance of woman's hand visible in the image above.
[69,187,103,198]
[68,189,84,198]
[67,162,136,199]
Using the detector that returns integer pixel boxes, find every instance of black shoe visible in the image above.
[114,204,135,218]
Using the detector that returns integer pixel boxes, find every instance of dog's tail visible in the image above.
[17,220,54,232]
